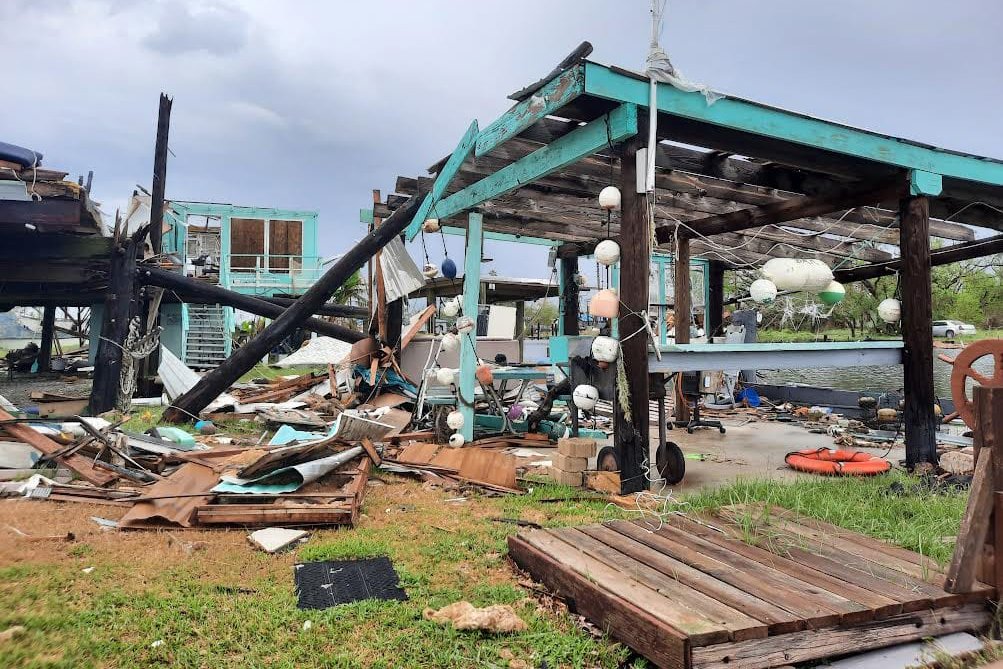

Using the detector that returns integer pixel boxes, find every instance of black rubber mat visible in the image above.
[294,556,408,610]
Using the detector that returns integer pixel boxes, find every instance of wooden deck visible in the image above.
[508,506,994,669]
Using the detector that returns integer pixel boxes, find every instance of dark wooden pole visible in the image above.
[162,195,422,422]
[90,235,140,414]
[259,296,368,319]
[560,255,580,335]
[615,133,649,494]
[38,305,56,372]
[386,298,404,347]
[139,266,364,342]
[835,234,1003,284]
[149,94,172,255]
[899,195,937,470]
[707,261,725,338]
[673,235,692,424]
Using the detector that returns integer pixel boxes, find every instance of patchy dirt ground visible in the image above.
[0,372,91,407]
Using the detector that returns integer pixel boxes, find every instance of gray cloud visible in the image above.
[143,0,250,56]
[1,0,1001,282]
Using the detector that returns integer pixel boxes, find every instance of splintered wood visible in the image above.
[390,443,519,493]
[509,504,993,669]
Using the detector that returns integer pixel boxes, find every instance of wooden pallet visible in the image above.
[508,506,994,669]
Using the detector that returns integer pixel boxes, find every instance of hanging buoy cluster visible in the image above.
[749,258,845,307]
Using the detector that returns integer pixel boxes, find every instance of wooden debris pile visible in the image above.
[0,155,104,234]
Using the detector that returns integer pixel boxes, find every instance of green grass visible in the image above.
[238,365,320,383]
[0,470,982,668]
[683,472,968,565]
[759,327,1003,344]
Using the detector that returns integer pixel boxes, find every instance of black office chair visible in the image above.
[674,371,726,434]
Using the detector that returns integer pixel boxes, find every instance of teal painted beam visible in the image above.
[405,120,480,241]
[439,225,559,246]
[458,212,483,441]
[474,66,585,157]
[584,62,1003,187]
[910,170,944,196]
[434,103,639,221]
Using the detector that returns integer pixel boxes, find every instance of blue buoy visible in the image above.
[441,257,457,279]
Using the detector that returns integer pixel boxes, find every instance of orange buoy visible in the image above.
[785,449,890,476]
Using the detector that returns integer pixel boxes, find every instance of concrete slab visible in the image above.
[646,419,907,492]
[248,527,309,553]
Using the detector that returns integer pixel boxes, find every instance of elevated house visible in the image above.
[158,201,323,368]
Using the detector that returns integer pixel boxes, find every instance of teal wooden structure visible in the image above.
[373,47,1003,484]
[160,201,322,368]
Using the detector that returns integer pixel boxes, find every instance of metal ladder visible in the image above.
[184,303,228,369]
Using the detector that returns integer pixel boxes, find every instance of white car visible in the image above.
[932,320,976,338]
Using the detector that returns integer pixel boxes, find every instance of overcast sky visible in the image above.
[3,0,1001,278]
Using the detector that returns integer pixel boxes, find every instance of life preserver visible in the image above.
[785,449,890,476]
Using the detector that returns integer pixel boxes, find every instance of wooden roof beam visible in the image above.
[834,235,1003,284]
[655,177,908,244]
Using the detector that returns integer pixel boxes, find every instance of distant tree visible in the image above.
[331,271,366,306]
[524,299,558,337]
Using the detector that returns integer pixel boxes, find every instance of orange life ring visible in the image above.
[785,449,891,476]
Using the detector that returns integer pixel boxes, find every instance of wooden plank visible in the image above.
[0,409,117,486]
[508,534,691,669]
[432,103,638,222]
[607,520,867,626]
[578,525,803,634]
[946,449,994,592]
[476,65,585,156]
[713,509,967,606]
[519,529,730,646]
[764,505,944,572]
[559,528,768,641]
[660,515,903,618]
[405,119,479,240]
[691,604,990,669]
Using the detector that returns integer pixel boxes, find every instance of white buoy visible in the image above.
[749,279,778,304]
[440,298,460,318]
[455,315,475,334]
[595,239,621,266]
[572,384,599,411]
[448,433,465,447]
[446,410,465,430]
[422,218,440,233]
[422,263,439,279]
[598,186,621,211]
[440,332,460,352]
[435,367,456,385]
[761,258,832,292]
[878,298,901,323]
[591,336,619,363]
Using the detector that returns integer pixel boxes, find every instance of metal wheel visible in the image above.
[950,339,1003,428]
[596,446,619,472]
[656,440,685,485]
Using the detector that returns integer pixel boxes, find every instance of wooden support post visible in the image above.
[515,301,526,356]
[559,255,580,336]
[615,134,649,494]
[386,298,404,348]
[707,261,725,339]
[38,305,56,372]
[149,93,172,255]
[90,236,139,414]
[458,212,483,442]
[947,386,1003,592]
[673,236,693,424]
[899,195,938,470]
[139,266,364,342]
[162,195,422,423]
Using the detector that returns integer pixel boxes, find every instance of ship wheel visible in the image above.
[950,339,1003,428]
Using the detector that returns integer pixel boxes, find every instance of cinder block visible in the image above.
[553,453,588,472]
[558,437,596,458]
[548,467,583,487]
